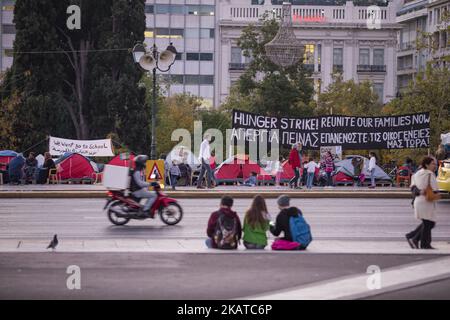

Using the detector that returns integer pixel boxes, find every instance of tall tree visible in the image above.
[0,0,149,153]
[221,14,314,118]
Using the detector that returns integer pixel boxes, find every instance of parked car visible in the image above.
[437,159,450,193]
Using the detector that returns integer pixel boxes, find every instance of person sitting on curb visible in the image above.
[241,171,258,187]
[243,195,272,250]
[270,195,312,250]
[206,196,242,249]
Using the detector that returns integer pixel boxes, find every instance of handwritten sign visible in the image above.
[49,136,114,157]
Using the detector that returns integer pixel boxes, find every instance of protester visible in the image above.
[288,144,301,189]
[206,196,242,249]
[297,144,304,187]
[322,151,335,188]
[40,152,56,184]
[209,150,217,187]
[197,134,214,189]
[178,161,191,186]
[304,158,320,189]
[273,156,284,187]
[270,195,312,250]
[368,152,377,189]
[24,152,38,182]
[169,160,181,191]
[8,154,25,184]
[352,156,364,187]
[243,195,271,249]
[405,156,440,249]
[403,157,417,174]
[241,171,258,187]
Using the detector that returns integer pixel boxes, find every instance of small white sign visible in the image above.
[49,136,114,157]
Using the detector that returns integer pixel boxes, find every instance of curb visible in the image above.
[1,191,449,199]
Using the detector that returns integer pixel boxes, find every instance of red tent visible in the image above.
[55,153,96,181]
[0,150,18,171]
[215,155,272,183]
[108,153,135,168]
[334,171,353,185]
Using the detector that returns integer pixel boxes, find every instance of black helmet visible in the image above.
[134,155,149,169]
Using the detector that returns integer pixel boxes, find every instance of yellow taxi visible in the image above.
[437,159,450,193]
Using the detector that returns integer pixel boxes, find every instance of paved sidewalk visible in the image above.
[1,238,450,254]
[2,184,445,199]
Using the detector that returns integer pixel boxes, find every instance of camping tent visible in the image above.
[108,153,135,168]
[36,154,45,168]
[215,154,273,184]
[334,156,391,185]
[55,153,97,181]
[0,150,18,170]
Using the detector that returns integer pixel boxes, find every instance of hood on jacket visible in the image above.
[280,207,300,217]
[218,207,238,217]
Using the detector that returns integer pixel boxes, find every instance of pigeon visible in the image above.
[47,234,58,250]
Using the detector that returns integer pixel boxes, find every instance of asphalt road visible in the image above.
[0,198,449,240]
[0,252,444,300]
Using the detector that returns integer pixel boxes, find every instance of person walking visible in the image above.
[352,156,363,187]
[368,152,377,189]
[243,195,271,249]
[197,134,214,189]
[288,144,301,189]
[304,158,320,189]
[169,160,181,191]
[323,152,335,188]
[405,156,440,249]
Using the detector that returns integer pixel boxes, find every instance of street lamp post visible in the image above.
[132,42,177,160]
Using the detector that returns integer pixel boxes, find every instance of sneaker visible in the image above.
[405,235,418,249]
[420,245,436,250]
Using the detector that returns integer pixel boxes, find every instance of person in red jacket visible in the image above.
[206,196,242,249]
[288,143,302,189]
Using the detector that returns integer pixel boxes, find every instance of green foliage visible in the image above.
[0,0,149,153]
[222,14,314,117]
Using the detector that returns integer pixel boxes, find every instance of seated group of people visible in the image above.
[205,195,313,251]
[7,152,55,184]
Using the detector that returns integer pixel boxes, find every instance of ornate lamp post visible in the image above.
[132,42,177,160]
[265,2,303,68]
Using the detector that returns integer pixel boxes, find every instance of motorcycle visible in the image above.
[104,184,183,226]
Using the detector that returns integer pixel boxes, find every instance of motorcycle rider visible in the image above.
[130,155,157,217]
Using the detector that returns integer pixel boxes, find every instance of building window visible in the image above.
[200,53,213,61]
[186,53,200,61]
[359,48,370,65]
[199,5,215,16]
[303,44,315,64]
[373,83,384,102]
[2,24,16,34]
[231,47,242,64]
[186,28,199,38]
[155,4,170,14]
[175,53,183,61]
[154,28,183,39]
[144,29,154,38]
[251,0,265,4]
[200,28,215,39]
[170,5,185,15]
[145,5,154,14]
[199,75,214,85]
[333,48,343,66]
[373,49,384,65]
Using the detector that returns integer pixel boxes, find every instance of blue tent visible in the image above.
[0,150,18,157]
[8,154,25,183]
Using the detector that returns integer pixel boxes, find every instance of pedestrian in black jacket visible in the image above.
[270,195,298,242]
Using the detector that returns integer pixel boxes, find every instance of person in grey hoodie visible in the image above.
[130,155,157,216]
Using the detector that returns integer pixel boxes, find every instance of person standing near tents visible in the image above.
[406,156,439,249]
[40,152,56,184]
[288,144,301,189]
[352,156,363,187]
[323,151,335,188]
[368,152,377,189]
[197,134,214,189]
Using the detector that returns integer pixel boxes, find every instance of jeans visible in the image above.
[326,172,332,186]
[406,219,436,248]
[205,238,213,248]
[132,188,157,212]
[289,168,300,187]
[306,172,314,189]
[198,159,213,188]
[244,241,266,249]
[170,174,178,189]
[370,169,375,186]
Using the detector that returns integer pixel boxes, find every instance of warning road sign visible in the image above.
[145,160,165,188]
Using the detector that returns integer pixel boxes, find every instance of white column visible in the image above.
[321,39,333,90]
[385,40,396,102]
[314,42,319,73]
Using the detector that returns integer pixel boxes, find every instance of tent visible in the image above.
[215,154,273,184]
[108,153,135,168]
[7,154,25,183]
[334,156,391,185]
[55,153,96,181]
[36,154,45,168]
[0,150,18,170]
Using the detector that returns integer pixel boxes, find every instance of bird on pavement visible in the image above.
[46,234,58,250]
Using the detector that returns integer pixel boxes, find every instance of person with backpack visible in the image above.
[206,196,242,249]
[270,195,312,250]
[243,195,272,249]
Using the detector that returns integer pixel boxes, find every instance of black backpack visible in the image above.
[214,213,238,249]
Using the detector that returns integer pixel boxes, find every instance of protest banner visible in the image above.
[49,136,115,157]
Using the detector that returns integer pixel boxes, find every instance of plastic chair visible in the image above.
[396,166,411,187]
[47,168,59,184]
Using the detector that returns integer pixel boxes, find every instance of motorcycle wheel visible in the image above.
[159,202,183,226]
[107,201,131,226]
